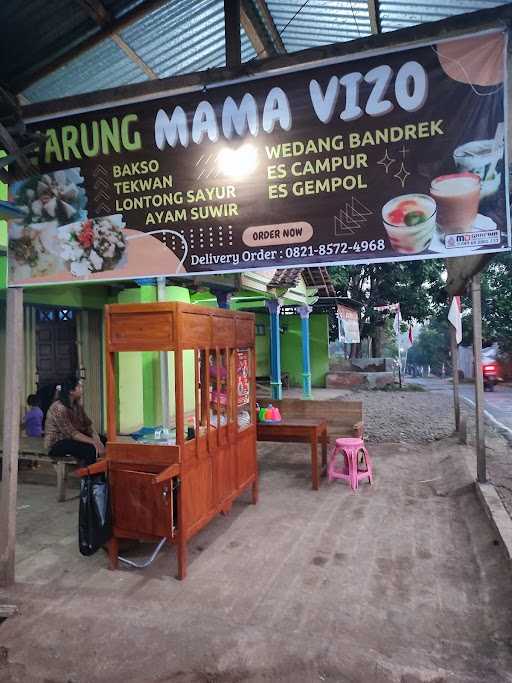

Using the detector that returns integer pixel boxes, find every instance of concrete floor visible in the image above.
[1,438,512,682]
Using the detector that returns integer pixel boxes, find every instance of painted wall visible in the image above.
[254,312,329,388]
[23,283,111,309]
[116,286,156,432]
[255,312,270,378]
[0,255,6,289]
[282,314,329,388]
[116,284,196,433]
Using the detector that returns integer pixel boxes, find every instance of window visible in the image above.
[58,309,74,321]
[36,307,75,323]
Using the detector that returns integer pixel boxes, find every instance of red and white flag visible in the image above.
[408,326,414,346]
[448,296,462,344]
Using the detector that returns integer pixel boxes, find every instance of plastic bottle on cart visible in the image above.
[264,404,274,421]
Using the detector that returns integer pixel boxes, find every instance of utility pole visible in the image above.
[471,273,486,482]
[0,287,23,585]
[450,325,461,432]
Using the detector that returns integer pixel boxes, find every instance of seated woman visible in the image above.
[44,378,105,467]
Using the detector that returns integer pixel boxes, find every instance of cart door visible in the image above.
[109,466,175,539]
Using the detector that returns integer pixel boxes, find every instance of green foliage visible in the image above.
[478,254,512,352]
[407,316,451,373]
[453,253,512,351]
[327,260,445,345]
[407,254,512,371]
[327,254,512,359]
[382,318,399,358]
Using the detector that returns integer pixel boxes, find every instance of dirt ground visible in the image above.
[1,435,511,682]
[257,385,459,443]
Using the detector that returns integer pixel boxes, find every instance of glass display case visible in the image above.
[102,302,257,579]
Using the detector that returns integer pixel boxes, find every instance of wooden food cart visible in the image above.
[101,302,257,579]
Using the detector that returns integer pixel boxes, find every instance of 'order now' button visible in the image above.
[242,222,313,247]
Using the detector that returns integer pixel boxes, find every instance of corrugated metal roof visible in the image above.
[302,268,336,297]
[23,39,148,103]
[264,0,372,52]
[241,27,258,61]
[119,0,227,77]
[118,0,255,78]
[21,0,257,102]
[379,0,510,32]
[268,268,303,289]
[11,0,512,104]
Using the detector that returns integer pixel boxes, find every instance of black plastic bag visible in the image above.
[79,474,112,556]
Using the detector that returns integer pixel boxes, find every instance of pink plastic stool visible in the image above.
[328,437,373,491]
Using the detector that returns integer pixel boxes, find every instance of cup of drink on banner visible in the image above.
[430,172,480,238]
[453,125,504,199]
[381,194,437,254]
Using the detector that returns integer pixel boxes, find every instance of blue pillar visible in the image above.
[266,299,282,401]
[298,305,313,399]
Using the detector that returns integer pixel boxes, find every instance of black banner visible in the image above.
[8,30,510,285]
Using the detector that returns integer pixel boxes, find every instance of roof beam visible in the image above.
[240,0,285,59]
[225,0,242,68]
[0,121,41,180]
[77,0,110,25]
[110,34,158,80]
[14,0,169,93]
[251,0,286,54]
[368,0,381,34]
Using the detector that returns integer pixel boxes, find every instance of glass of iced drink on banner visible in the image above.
[382,194,437,254]
[430,172,480,236]
[453,138,504,199]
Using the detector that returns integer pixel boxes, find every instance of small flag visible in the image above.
[408,326,414,345]
[448,296,462,344]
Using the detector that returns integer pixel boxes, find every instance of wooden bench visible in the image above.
[0,437,78,502]
[255,397,363,442]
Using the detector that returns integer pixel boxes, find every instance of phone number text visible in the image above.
[280,240,386,258]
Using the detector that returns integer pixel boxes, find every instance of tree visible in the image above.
[407,317,451,374]
[476,254,512,351]
[451,253,512,351]
[328,260,445,356]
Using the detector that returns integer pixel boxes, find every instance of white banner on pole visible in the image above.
[337,304,360,344]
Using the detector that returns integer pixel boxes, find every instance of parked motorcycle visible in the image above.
[483,362,499,391]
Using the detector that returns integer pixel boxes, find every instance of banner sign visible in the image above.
[8,30,510,286]
[337,304,360,344]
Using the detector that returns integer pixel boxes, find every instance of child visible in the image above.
[23,394,44,438]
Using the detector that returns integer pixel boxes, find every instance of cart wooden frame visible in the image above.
[103,301,258,579]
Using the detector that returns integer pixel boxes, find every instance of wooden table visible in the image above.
[256,418,328,490]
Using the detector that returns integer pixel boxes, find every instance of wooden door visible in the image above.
[109,466,174,539]
[36,307,78,388]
